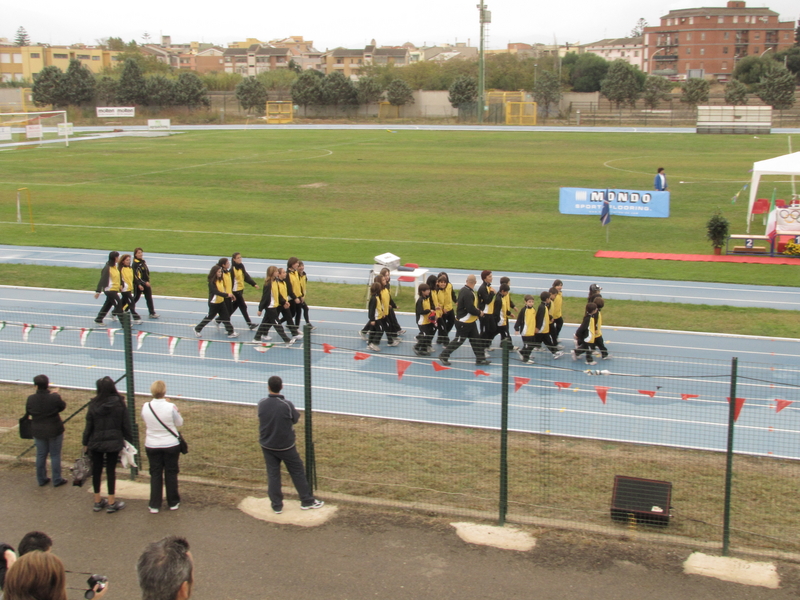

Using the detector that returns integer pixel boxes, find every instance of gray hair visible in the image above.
[137,536,192,600]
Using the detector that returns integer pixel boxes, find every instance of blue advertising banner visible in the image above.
[559,188,670,218]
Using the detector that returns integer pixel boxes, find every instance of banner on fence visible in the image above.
[96,107,136,118]
[559,188,670,218]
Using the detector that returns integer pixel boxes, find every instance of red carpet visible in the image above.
[594,251,800,265]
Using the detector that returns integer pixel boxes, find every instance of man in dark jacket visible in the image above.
[26,374,67,487]
[439,274,490,366]
[258,376,323,514]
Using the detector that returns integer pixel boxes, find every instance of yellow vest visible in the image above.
[380,287,391,315]
[213,279,226,304]
[521,306,536,336]
[499,294,511,326]
[221,270,232,294]
[418,296,434,326]
[539,304,550,334]
[551,292,563,319]
[288,270,302,298]
[120,266,133,292]
[107,266,121,292]
[233,267,245,291]
[460,289,479,324]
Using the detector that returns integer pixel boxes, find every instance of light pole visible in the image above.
[477,1,490,124]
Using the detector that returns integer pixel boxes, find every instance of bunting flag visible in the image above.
[107,328,118,346]
[253,343,274,353]
[22,323,34,341]
[198,340,210,358]
[396,360,412,381]
[681,394,699,401]
[775,399,793,413]
[638,390,656,398]
[474,370,490,377]
[354,352,370,360]
[136,331,150,350]
[79,328,91,347]
[595,386,610,404]
[432,361,450,372]
[554,381,571,389]
[0,321,5,332]
[50,326,64,343]
[231,342,242,363]
[322,343,336,354]
[168,336,180,356]
[513,377,530,393]
[727,397,746,422]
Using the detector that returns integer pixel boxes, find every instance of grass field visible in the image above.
[1,129,799,287]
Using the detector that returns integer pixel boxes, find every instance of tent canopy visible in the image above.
[746,151,800,233]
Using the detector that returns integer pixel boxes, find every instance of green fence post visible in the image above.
[120,312,139,479]
[722,356,738,556]
[498,340,510,525]
[303,324,316,490]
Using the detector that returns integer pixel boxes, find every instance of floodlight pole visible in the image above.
[477,1,489,124]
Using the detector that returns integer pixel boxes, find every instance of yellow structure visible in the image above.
[265,101,293,124]
[487,90,526,104]
[0,46,120,83]
[378,102,399,119]
[505,102,537,125]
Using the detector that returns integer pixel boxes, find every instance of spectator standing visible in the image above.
[133,248,159,319]
[25,375,67,488]
[17,532,52,556]
[137,536,193,600]
[141,380,183,514]
[82,376,133,513]
[4,551,107,600]
[654,167,668,191]
[258,376,324,514]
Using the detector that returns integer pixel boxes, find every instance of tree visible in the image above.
[15,26,30,47]
[600,60,643,108]
[641,75,673,109]
[757,67,796,109]
[62,59,95,106]
[116,58,147,105]
[144,75,176,107]
[723,79,748,105]
[448,75,478,108]
[255,69,297,98]
[631,18,648,37]
[235,76,268,113]
[199,72,242,92]
[774,47,800,82]
[291,70,323,113]
[31,66,65,107]
[174,72,209,108]
[94,76,118,106]
[486,54,535,91]
[567,53,609,92]
[680,77,710,107]
[320,72,358,112]
[732,55,778,88]
[796,18,800,46]
[401,61,447,90]
[287,59,302,74]
[385,79,414,106]
[356,77,383,114]
[531,70,562,118]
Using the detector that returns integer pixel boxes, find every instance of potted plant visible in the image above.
[706,212,730,255]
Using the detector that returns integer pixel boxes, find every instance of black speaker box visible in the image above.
[610,475,671,526]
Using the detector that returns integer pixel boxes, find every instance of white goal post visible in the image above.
[0,110,70,147]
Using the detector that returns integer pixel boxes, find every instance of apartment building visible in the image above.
[579,37,644,69]
[223,45,293,76]
[0,45,117,83]
[321,42,410,78]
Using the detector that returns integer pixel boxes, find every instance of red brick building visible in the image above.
[643,0,795,81]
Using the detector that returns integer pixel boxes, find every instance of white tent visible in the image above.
[746,151,800,233]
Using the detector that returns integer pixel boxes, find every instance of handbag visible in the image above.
[72,453,91,486]
[148,403,188,454]
[18,413,33,439]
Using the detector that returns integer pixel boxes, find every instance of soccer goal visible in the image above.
[0,110,71,147]
[505,102,537,126]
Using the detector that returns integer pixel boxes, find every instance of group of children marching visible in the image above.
[94,249,159,324]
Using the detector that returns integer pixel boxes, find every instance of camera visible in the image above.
[84,574,108,599]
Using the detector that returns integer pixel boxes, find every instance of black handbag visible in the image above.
[18,413,33,439]
[148,403,188,454]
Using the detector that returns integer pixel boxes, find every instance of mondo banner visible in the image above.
[559,188,670,218]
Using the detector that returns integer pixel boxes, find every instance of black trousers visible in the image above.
[96,291,122,320]
[552,317,564,343]
[146,445,181,509]
[533,332,559,355]
[90,450,120,495]
[589,336,608,358]
[520,335,536,361]
[415,324,435,353]
[133,285,156,316]
[120,290,140,317]
[255,308,291,342]
[440,320,485,360]
[261,446,315,511]
[196,302,234,335]
[293,300,310,326]
[437,310,455,341]
[230,290,253,325]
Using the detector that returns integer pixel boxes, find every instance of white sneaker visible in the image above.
[571,349,578,361]
[368,343,381,352]
[227,332,239,339]
[263,335,272,341]
[603,355,612,360]
[552,351,564,359]
[294,332,304,338]
[388,339,401,347]
[360,331,368,341]
[285,338,297,348]
[148,507,159,514]
[556,344,565,350]
[301,500,325,510]
[517,350,524,361]
[397,329,406,335]
[194,330,202,338]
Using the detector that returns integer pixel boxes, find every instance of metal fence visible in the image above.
[1,309,799,554]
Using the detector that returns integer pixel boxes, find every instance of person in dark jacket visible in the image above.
[230,252,259,330]
[133,247,159,319]
[195,265,238,338]
[93,251,122,324]
[26,374,67,487]
[258,376,323,514]
[82,376,133,513]
[439,274,490,366]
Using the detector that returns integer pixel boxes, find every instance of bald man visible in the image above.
[439,274,490,366]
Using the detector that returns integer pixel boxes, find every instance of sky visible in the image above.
[4,0,798,52]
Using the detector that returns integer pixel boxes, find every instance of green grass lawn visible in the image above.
[1,129,798,286]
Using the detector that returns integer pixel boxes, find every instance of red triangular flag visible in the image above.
[396,360,412,380]
[681,394,699,401]
[474,370,490,377]
[595,386,609,404]
[432,361,451,371]
[554,381,571,389]
[726,397,746,422]
[354,352,370,360]
[776,399,793,413]
[322,343,336,353]
[638,390,656,398]
[514,377,530,393]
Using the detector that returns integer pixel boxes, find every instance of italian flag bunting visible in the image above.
[107,328,118,346]
[253,343,274,353]
[50,326,64,343]
[79,328,92,347]
[22,323,34,341]
[231,342,243,362]
[136,331,150,350]
[168,336,180,356]
[198,340,210,358]
[0,321,5,332]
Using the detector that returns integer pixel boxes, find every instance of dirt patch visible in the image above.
[299,182,327,188]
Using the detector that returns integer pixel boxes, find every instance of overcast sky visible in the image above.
[4,0,798,52]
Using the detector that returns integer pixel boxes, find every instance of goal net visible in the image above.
[0,111,70,147]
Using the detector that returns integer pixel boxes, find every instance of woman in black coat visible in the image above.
[82,376,133,513]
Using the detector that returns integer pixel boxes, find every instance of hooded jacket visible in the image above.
[82,394,133,453]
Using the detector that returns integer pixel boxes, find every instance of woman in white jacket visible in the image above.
[141,380,183,514]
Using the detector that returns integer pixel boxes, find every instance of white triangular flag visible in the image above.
[136,331,149,350]
[231,342,243,362]
[22,323,34,341]
[107,328,119,346]
[253,343,274,353]
[79,328,91,347]
[50,326,64,343]
[168,336,180,356]
[198,339,209,358]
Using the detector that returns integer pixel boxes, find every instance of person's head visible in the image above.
[540,291,551,303]
[425,274,438,289]
[33,374,49,391]
[524,294,535,308]
[268,376,282,394]
[437,272,450,284]
[94,376,118,400]
[297,261,305,273]
[548,287,558,298]
[119,253,132,268]
[231,252,242,265]
[287,257,299,271]
[552,279,563,291]
[134,248,144,260]
[137,536,193,600]
[465,274,477,289]
[498,284,510,295]
[499,276,510,286]
[4,551,67,600]
[594,297,605,310]
[370,282,382,296]
[585,302,598,315]
[18,532,52,556]
[379,267,390,278]
[657,167,665,174]
[150,380,167,400]
[588,283,602,300]
[437,276,447,289]
[217,258,229,270]
[277,268,286,280]
[418,283,430,297]
[107,251,119,267]
[207,264,222,282]
[265,265,278,283]
[480,270,492,283]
